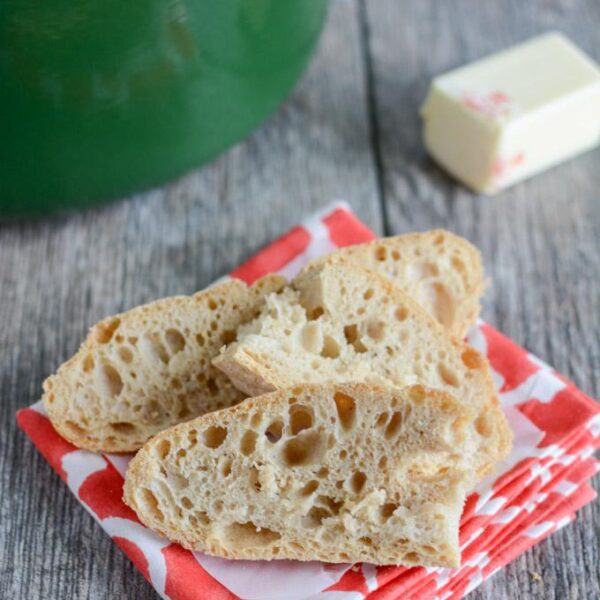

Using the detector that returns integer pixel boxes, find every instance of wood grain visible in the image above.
[0,0,598,598]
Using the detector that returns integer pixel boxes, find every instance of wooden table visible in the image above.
[1,1,598,598]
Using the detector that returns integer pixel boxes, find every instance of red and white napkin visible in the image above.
[18,203,599,600]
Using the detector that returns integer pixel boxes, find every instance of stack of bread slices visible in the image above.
[43,231,511,568]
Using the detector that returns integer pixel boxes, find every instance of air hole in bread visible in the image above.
[300,322,323,354]
[265,420,284,443]
[339,449,348,460]
[395,306,409,322]
[404,552,420,563]
[461,348,482,369]
[385,412,403,439]
[302,506,329,528]
[249,412,262,429]
[409,386,426,404]
[196,511,211,526]
[220,329,236,345]
[188,428,198,447]
[475,413,492,437]
[317,467,329,478]
[117,347,133,364]
[366,320,386,341]
[65,420,84,436]
[375,247,387,261]
[307,306,324,321]
[98,364,123,398]
[298,480,319,496]
[321,335,341,359]
[408,262,439,281]
[177,400,192,421]
[289,405,313,435]
[206,378,219,396]
[343,324,367,353]
[196,333,205,347]
[425,282,453,328]
[203,426,227,449]
[94,318,121,344]
[451,256,467,277]
[281,431,326,467]
[333,392,356,431]
[220,458,232,477]
[360,536,373,546]
[109,422,134,434]
[437,363,459,388]
[248,466,261,491]
[240,430,258,456]
[363,288,374,300]
[181,496,193,509]
[375,412,389,428]
[141,333,170,365]
[316,495,343,515]
[451,417,468,444]
[392,250,401,261]
[155,439,171,459]
[378,456,388,469]
[349,471,367,494]
[380,503,398,520]
[82,355,95,373]
[46,393,55,405]
[140,488,163,522]
[165,329,186,354]
[176,448,186,458]
[208,299,218,310]
[223,522,281,547]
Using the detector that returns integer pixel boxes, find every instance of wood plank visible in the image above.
[362,0,599,598]
[0,2,382,598]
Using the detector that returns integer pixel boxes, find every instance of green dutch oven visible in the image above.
[0,1,328,216]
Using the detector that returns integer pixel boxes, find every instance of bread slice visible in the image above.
[124,382,473,567]
[42,276,286,452]
[213,261,511,479]
[307,230,484,337]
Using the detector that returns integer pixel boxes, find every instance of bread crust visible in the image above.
[306,230,485,338]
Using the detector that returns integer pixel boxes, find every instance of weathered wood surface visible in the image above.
[0,0,598,598]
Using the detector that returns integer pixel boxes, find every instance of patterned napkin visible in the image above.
[18,202,599,600]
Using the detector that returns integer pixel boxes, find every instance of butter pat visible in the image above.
[421,33,600,194]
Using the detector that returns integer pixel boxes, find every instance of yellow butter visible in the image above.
[421,33,600,194]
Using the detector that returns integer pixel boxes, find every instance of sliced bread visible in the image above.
[124,382,473,567]
[213,261,511,479]
[306,230,484,337]
[42,276,286,452]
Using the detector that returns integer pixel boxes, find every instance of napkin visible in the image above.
[17,202,599,600]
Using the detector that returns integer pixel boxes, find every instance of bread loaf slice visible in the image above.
[124,382,473,567]
[307,230,484,337]
[42,276,286,452]
[213,261,511,479]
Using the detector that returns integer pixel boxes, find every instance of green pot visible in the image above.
[0,0,328,217]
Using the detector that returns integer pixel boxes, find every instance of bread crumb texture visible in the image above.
[124,383,472,567]
[214,261,511,480]
[42,276,286,452]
